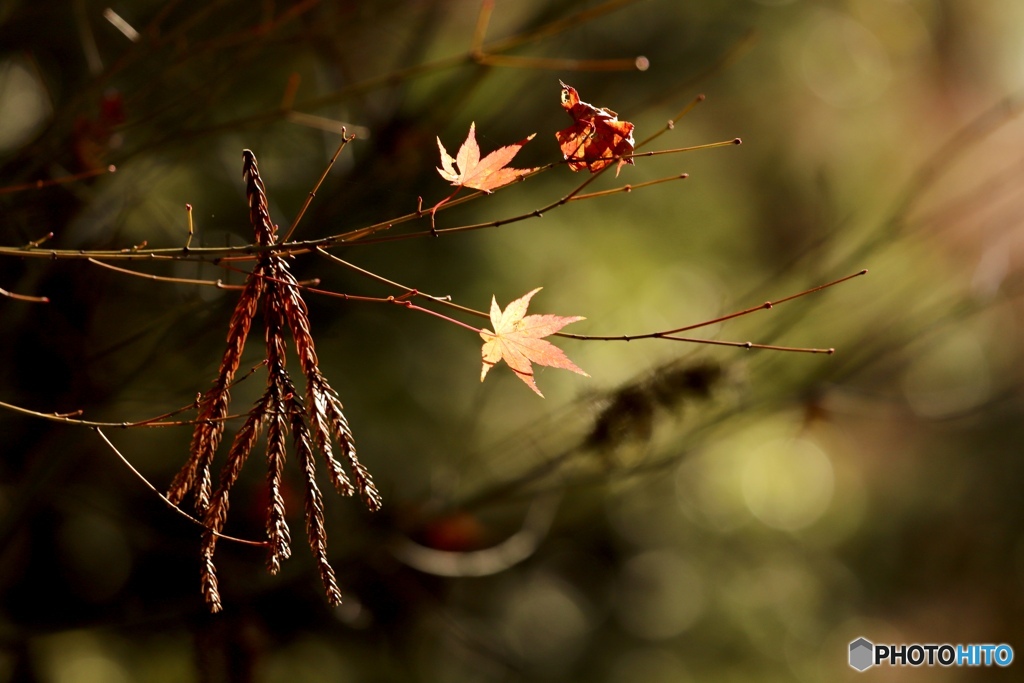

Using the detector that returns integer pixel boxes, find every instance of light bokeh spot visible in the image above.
[740,438,835,531]
[0,58,51,153]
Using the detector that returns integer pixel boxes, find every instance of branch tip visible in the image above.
[25,232,54,248]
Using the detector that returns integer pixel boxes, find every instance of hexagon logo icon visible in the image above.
[849,637,874,671]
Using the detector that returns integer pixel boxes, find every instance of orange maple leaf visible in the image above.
[437,122,537,192]
[555,81,635,176]
[480,287,588,397]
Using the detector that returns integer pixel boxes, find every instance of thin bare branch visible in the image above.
[569,172,688,201]
[555,270,868,344]
[636,94,706,149]
[94,428,266,548]
[0,286,49,303]
[281,130,356,244]
[88,257,242,289]
[0,165,116,195]
[473,53,644,73]
[0,363,264,429]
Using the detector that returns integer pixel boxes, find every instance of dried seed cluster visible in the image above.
[167,150,380,612]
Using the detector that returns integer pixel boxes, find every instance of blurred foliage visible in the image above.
[2,0,1024,681]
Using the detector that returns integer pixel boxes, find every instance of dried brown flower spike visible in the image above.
[166,149,381,612]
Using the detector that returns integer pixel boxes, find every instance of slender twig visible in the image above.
[0,165,116,195]
[625,138,742,160]
[661,337,834,354]
[281,130,356,244]
[24,232,54,248]
[184,203,194,250]
[89,257,241,289]
[636,94,706,149]
[569,173,688,201]
[88,256,320,290]
[473,54,643,72]
[0,362,265,428]
[316,248,482,317]
[0,286,49,303]
[94,427,267,547]
[662,269,868,335]
[558,270,868,341]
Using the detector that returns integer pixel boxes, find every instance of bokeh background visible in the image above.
[2,0,1024,680]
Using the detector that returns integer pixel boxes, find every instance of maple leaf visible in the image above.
[480,288,588,397]
[555,81,635,176]
[437,122,537,192]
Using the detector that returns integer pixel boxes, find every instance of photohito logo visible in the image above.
[849,637,1013,671]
